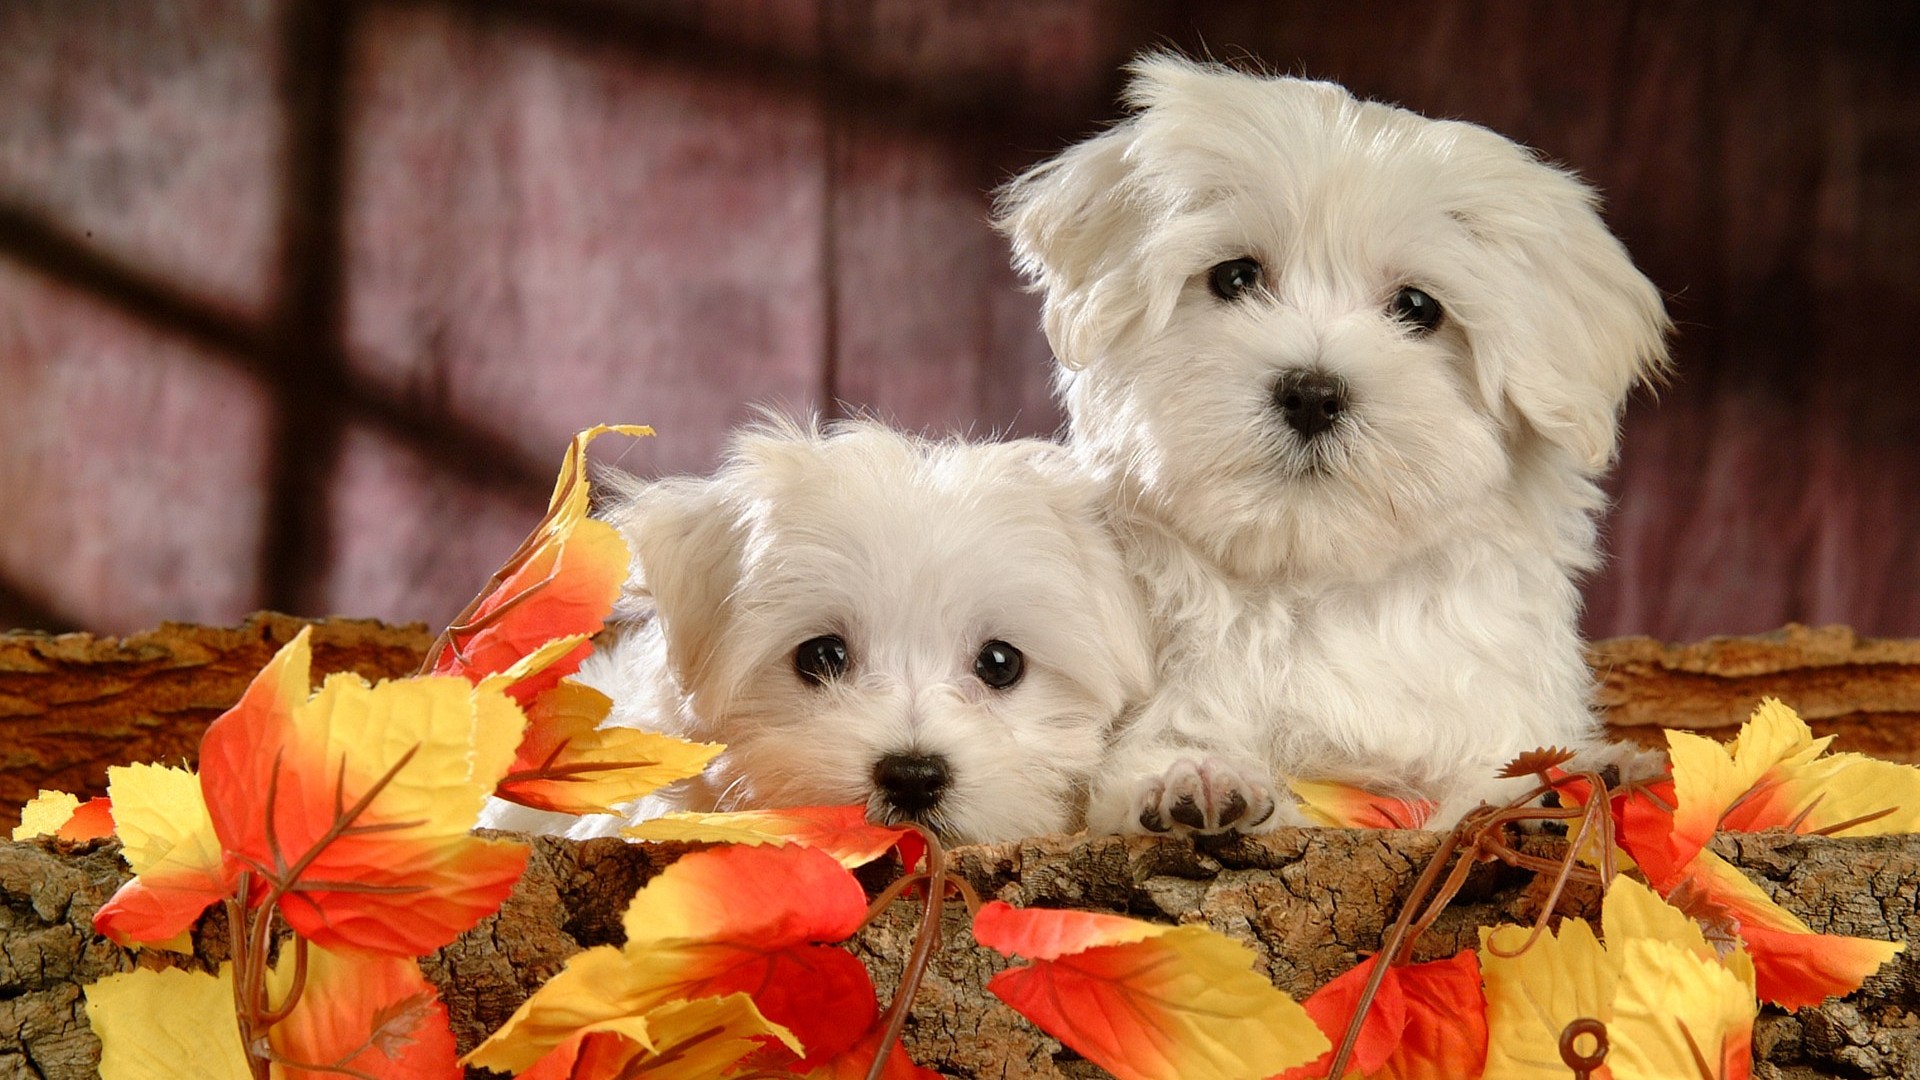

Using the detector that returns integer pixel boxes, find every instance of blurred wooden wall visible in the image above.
[1,0,1916,642]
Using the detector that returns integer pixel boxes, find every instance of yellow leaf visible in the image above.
[92,763,234,950]
[84,965,252,1080]
[494,679,722,815]
[107,764,223,882]
[1479,916,1619,1079]
[465,946,641,1072]
[13,789,81,840]
[1603,875,1717,962]
[1609,939,1755,1080]
[623,805,912,869]
[518,994,799,1080]
[1671,698,1920,851]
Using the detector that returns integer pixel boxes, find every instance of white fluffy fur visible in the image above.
[483,417,1153,845]
[994,56,1670,834]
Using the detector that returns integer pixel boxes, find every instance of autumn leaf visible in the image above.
[1479,914,1618,1079]
[1675,850,1901,1009]
[1670,698,1920,853]
[92,763,235,950]
[12,789,114,842]
[491,677,721,815]
[468,844,876,1074]
[430,427,712,816]
[973,900,1328,1080]
[1481,877,1760,1080]
[624,804,920,869]
[430,424,651,703]
[84,965,252,1080]
[1286,777,1436,830]
[801,1019,943,1080]
[266,945,459,1079]
[1609,938,1754,1080]
[1612,701,1909,1009]
[1279,951,1486,1080]
[197,627,530,955]
[516,994,800,1080]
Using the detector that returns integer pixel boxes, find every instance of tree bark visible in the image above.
[0,614,433,830]
[7,617,1917,833]
[4,828,1915,1080]
[1592,624,1920,761]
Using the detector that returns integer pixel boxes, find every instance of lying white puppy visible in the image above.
[486,417,1152,845]
[996,55,1670,834]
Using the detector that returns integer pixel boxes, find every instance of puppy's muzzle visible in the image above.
[1273,370,1348,439]
[873,752,951,815]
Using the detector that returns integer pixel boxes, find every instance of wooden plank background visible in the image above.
[1,0,1915,642]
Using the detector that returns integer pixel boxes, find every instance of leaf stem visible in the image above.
[864,824,949,1080]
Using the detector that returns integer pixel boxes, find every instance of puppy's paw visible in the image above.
[1133,757,1280,836]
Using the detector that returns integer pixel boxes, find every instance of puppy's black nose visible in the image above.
[873,753,950,814]
[1274,370,1347,438]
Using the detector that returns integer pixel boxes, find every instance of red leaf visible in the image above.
[197,630,529,955]
[1280,952,1486,1080]
[801,1019,942,1080]
[430,425,649,699]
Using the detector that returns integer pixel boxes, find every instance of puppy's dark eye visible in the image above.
[1207,258,1263,302]
[974,640,1024,689]
[1390,286,1443,333]
[794,635,849,685]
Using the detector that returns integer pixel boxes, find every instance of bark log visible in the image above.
[4,828,1916,1080]
[1592,624,1920,761]
[0,614,433,829]
[5,615,1919,1077]
[6,617,1919,832]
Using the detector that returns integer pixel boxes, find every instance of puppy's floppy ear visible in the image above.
[992,440,1156,706]
[597,471,742,693]
[993,123,1149,371]
[1457,154,1671,472]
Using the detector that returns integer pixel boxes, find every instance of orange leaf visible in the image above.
[64,795,116,841]
[1612,708,1907,1010]
[624,804,918,869]
[1677,850,1901,1009]
[432,425,650,701]
[1279,952,1486,1080]
[469,844,875,1074]
[197,628,529,954]
[492,677,721,816]
[975,901,1328,1080]
[1286,778,1436,830]
[12,790,115,842]
[972,898,1164,959]
[267,945,459,1079]
[93,764,235,949]
[620,843,876,1068]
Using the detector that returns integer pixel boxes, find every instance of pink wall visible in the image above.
[2,0,1916,641]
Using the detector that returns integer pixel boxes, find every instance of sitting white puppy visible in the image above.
[995,55,1670,834]
[487,417,1152,845]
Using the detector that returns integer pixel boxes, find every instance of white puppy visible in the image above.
[487,417,1153,845]
[995,56,1670,835]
